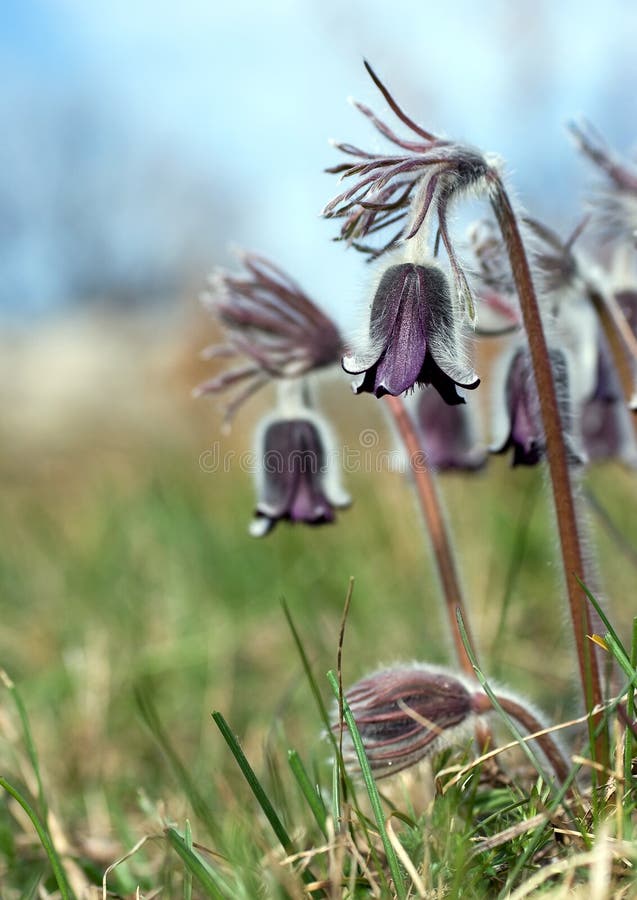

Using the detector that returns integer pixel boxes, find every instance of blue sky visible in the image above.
[2,0,636,324]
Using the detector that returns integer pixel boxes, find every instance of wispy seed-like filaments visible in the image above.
[323,61,495,317]
[569,121,637,246]
[196,252,344,423]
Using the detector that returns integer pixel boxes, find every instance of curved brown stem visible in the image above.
[601,290,637,375]
[488,175,609,770]
[473,692,571,785]
[384,395,475,679]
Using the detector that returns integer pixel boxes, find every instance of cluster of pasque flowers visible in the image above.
[479,217,637,467]
[198,65,637,777]
[199,67,636,536]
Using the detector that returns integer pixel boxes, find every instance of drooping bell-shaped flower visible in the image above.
[343,262,480,403]
[491,344,577,467]
[581,335,637,466]
[333,664,478,778]
[250,391,350,537]
[408,386,487,471]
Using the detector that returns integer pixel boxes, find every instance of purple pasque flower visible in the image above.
[250,399,350,538]
[196,252,344,424]
[408,386,487,471]
[332,664,479,778]
[491,343,576,467]
[323,61,496,317]
[526,219,637,462]
[569,121,637,246]
[581,334,637,466]
[343,260,480,402]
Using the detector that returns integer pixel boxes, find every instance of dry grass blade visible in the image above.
[507,830,636,900]
[386,814,427,897]
[102,836,153,900]
[471,813,548,854]
[439,705,612,793]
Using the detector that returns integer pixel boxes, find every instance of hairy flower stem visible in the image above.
[489,176,609,768]
[385,395,475,679]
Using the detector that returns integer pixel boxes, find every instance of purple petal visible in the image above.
[289,475,335,523]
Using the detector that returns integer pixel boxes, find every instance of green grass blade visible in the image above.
[331,756,341,828]
[500,764,584,896]
[576,578,622,768]
[166,827,228,899]
[0,777,75,900]
[455,610,554,788]
[1,671,47,822]
[211,711,293,851]
[184,819,193,900]
[134,685,218,840]
[287,750,327,837]
[326,670,406,900]
[627,618,637,795]
[601,631,635,682]
[491,478,540,668]
[282,601,337,752]
[18,868,43,900]
[211,711,324,895]
[576,577,628,657]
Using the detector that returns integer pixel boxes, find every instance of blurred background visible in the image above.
[1,0,637,880]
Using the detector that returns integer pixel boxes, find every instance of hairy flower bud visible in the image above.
[333,664,478,778]
[332,663,571,784]
[616,290,637,337]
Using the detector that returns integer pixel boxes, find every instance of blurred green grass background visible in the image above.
[1,312,636,883]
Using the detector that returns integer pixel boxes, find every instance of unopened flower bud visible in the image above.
[334,665,479,778]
